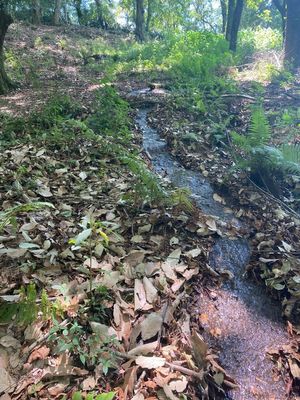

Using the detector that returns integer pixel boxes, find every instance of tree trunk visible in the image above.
[32,0,42,24]
[146,0,153,33]
[95,0,107,29]
[272,0,287,38]
[225,0,235,41]
[135,0,145,42]
[284,0,300,68]
[220,0,227,34]
[0,8,14,95]
[54,0,62,25]
[74,0,83,24]
[229,0,244,52]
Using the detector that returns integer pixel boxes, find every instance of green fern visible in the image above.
[231,106,271,153]
[0,202,54,232]
[279,143,300,175]
[121,155,167,203]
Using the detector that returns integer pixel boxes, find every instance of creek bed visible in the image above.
[135,102,288,400]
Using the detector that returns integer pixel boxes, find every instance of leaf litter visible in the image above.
[1,22,300,400]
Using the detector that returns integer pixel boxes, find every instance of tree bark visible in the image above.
[284,0,300,68]
[146,0,153,33]
[220,0,227,34]
[229,0,244,52]
[225,0,235,41]
[32,0,42,24]
[0,7,14,94]
[95,0,107,29]
[74,0,83,24]
[135,0,145,42]
[272,0,287,37]
[54,0,62,25]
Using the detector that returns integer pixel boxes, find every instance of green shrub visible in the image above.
[237,27,282,62]
[87,86,133,145]
[232,106,300,195]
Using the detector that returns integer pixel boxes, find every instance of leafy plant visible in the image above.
[0,283,52,324]
[49,319,119,373]
[87,86,132,145]
[72,391,116,400]
[231,106,300,195]
[69,214,110,294]
[231,106,271,153]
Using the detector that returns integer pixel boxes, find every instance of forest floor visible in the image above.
[0,23,300,400]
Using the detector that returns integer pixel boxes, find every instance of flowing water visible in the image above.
[133,98,288,400]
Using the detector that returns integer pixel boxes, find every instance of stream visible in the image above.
[133,97,288,400]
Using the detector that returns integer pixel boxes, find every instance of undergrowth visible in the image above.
[231,106,300,196]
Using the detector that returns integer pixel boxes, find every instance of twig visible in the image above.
[165,362,204,380]
[115,351,204,380]
[247,177,300,219]
[221,94,256,101]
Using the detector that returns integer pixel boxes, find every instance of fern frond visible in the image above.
[0,202,54,232]
[121,155,167,202]
[280,144,300,164]
[248,106,271,148]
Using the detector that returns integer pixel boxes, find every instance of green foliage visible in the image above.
[0,95,82,150]
[87,86,132,144]
[121,155,167,204]
[29,95,81,129]
[231,106,271,153]
[0,202,54,232]
[0,283,52,324]
[72,391,116,400]
[237,27,282,62]
[232,107,300,194]
[49,319,119,373]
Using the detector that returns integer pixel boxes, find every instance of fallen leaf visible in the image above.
[169,377,188,393]
[82,375,96,390]
[143,277,158,304]
[191,331,208,368]
[28,346,50,363]
[127,342,158,357]
[141,313,163,340]
[135,356,165,369]
[166,249,181,266]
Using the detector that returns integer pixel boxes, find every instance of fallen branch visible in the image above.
[221,94,256,101]
[247,177,300,220]
[166,362,204,380]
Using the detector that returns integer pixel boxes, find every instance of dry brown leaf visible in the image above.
[191,330,208,369]
[82,375,96,390]
[134,279,148,311]
[288,358,300,379]
[135,356,166,369]
[169,377,188,393]
[141,313,163,341]
[161,262,177,282]
[171,279,185,292]
[0,336,21,349]
[43,365,88,379]
[162,384,180,400]
[124,251,146,267]
[127,342,158,357]
[47,381,69,397]
[166,249,181,266]
[123,366,138,399]
[131,393,145,400]
[28,346,50,364]
[143,277,158,304]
